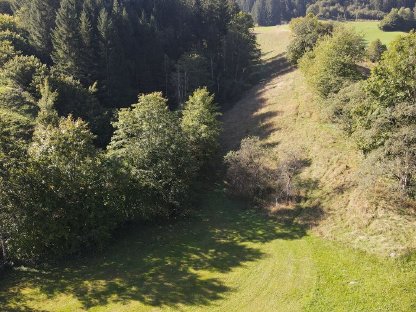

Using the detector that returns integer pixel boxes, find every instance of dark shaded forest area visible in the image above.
[0,0,259,266]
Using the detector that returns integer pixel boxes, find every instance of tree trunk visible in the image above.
[0,233,7,268]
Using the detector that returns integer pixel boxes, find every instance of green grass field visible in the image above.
[1,25,415,312]
[1,192,415,311]
[344,20,406,45]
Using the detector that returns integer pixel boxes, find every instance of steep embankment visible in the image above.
[223,25,416,256]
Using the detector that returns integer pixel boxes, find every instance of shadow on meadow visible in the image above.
[0,192,308,311]
[221,53,295,152]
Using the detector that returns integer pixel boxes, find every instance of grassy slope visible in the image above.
[0,26,415,312]
[1,192,415,312]
[345,21,406,45]
[225,25,416,256]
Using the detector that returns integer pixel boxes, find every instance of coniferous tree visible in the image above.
[97,8,115,104]
[78,7,96,86]
[19,0,59,62]
[51,0,82,79]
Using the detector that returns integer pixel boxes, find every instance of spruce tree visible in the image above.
[79,7,96,85]
[21,0,59,62]
[97,7,115,103]
[51,0,82,80]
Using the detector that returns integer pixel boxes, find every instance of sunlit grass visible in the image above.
[1,192,415,311]
[344,20,406,45]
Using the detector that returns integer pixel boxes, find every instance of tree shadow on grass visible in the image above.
[0,192,307,311]
[221,53,294,152]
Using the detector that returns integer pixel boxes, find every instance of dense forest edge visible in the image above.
[0,0,415,268]
[0,0,261,267]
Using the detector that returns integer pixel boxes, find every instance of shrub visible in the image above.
[299,26,366,97]
[286,13,333,64]
[224,137,274,203]
[367,39,387,62]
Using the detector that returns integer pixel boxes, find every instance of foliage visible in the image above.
[0,55,47,117]
[327,30,416,195]
[367,31,416,107]
[379,7,416,31]
[221,12,260,102]
[224,136,275,203]
[172,53,212,105]
[367,38,387,62]
[307,0,386,20]
[181,87,221,169]
[237,0,416,25]
[17,0,58,61]
[0,0,12,15]
[251,0,281,26]
[0,0,230,264]
[286,13,333,64]
[108,92,197,216]
[299,26,366,97]
[0,40,20,66]
[363,33,416,191]
[1,114,121,260]
[12,0,259,110]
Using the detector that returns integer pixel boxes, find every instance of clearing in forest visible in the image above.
[0,26,415,312]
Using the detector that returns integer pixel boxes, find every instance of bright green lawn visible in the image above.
[1,192,415,311]
[345,20,406,45]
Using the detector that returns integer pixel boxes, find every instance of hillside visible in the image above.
[1,24,415,312]
[224,25,416,256]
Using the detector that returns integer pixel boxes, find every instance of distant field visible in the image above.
[254,25,291,60]
[344,20,406,45]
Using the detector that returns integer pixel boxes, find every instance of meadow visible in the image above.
[1,192,415,311]
[344,20,406,45]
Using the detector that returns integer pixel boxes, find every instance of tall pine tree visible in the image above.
[51,0,82,79]
[20,0,59,62]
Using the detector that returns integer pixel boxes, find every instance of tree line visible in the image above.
[379,6,416,30]
[1,0,259,143]
[236,0,416,26]
[0,0,259,266]
[291,14,416,205]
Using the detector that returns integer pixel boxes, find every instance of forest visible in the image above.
[0,0,259,265]
[0,0,415,311]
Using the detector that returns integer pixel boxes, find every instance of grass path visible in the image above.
[0,26,415,312]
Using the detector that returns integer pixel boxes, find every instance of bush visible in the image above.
[367,39,387,62]
[224,137,274,203]
[299,26,366,97]
[286,13,333,64]
[224,137,308,205]
[379,7,416,31]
